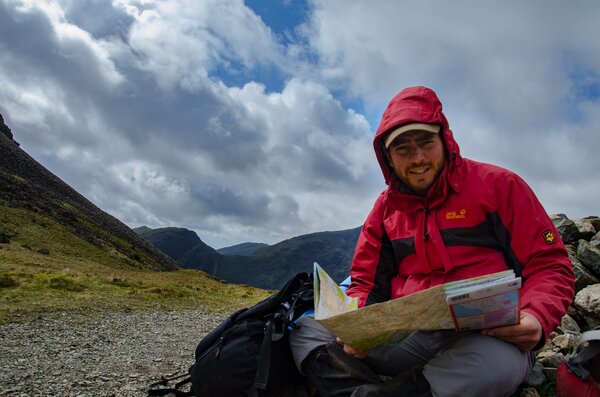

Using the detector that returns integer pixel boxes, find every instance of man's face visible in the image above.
[387,130,446,194]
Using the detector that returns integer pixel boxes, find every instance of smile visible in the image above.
[409,167,430,175]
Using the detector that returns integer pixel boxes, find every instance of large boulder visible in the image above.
[577,239,600,278]
[550,214,581,244]
[560,314,580,334]
[591,231,600,246]
[566,245,599,291]
[583,216,600,232]
[574,218,597,241]
[573,284,600,329]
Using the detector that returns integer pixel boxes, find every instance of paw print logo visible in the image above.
[542,230,556,245]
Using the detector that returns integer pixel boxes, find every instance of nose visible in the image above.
[410,145,427,163]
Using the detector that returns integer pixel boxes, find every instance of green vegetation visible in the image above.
[0,204,271,324]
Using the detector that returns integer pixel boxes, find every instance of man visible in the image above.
[290,86,575,397]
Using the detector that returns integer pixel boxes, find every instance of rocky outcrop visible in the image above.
[521,214,600,396]
[0,114,18,146]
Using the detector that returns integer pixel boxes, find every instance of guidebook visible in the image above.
[313,263,521,352]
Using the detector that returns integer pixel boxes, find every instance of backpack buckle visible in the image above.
[565,360,591,380]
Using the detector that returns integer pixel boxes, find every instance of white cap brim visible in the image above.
[384,123,440,149]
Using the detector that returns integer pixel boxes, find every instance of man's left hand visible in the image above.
[480,311,543,352]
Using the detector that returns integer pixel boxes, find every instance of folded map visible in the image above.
[313,263,521,352]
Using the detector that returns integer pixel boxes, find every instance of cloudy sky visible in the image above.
[1,0,599,249]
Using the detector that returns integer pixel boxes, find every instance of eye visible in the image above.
[419,139,436,148]
[394,145,411,155]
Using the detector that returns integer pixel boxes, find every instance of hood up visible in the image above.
[374,86,461,185]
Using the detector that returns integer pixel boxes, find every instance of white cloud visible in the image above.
[305,0,600,219]
[1,0,598,250]
[1,0,381,248]
[307,1,600,122]
[117,0,288,91]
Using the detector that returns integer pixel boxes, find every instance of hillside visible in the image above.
[0,115,179,272]
[0,115,270,322]
[137,225,361,289]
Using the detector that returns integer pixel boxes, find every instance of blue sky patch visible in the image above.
[245,0,310,41]
[562,52,600,122]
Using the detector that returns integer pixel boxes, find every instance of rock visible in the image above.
[552,334,579,352]
[583,216,600,232]
[537,351,565,368]
[575,219,597,240]
[551,214,581,243]
[560,314,581,334]
[574,284,600,320]
[568,250,600,291]
[592,231,600,244]
[577,240,600,278]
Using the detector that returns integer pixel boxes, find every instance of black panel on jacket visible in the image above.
[365,231,395,306]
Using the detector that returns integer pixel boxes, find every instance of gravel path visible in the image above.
[0,309,226,397]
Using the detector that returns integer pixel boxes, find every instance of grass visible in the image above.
[0,204,272,324]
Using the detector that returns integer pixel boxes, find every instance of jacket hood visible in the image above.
[374,86,461,185]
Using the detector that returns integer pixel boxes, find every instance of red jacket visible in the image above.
[346,86,574,341]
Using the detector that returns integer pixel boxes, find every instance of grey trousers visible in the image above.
[289,316,532,397]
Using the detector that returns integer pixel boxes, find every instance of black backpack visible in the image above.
[149,272,315,397]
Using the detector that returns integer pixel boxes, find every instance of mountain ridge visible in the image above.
[133,226,220,274]
[136,225,361,289]
[0,114,179,271]
[217,242,269,256]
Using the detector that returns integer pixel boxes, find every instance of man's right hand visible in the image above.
[336,337,369,359]
[481,310,543,352]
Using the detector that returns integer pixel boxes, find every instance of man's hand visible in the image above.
[336,337,369,359]
[480,311,543,352]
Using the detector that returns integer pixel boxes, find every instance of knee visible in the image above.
[289,316,336,346]
[424,335,529,397]
[288,316,336,372]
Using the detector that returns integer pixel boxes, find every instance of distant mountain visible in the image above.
[0,114,179,271]
[133,227,220,274]
[136,224,361,289]
[217,242,269,256]
[218,227,361,289]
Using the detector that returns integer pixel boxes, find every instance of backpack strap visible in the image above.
[148,373,194,396]
[249,282,310,397]
[244,317,275,397]
[148,387,194,397]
